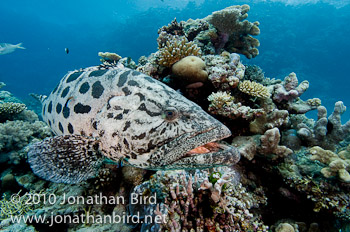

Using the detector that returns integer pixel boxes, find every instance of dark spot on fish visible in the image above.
[138,103,160,117]
[123,138,130,149]
[80,131,86,136]
[42,105,46,116]
[56,103,62,114]
[48,120,51,126]
[128,80,139,87]
[58,122,64,133]
[114,106,122,110]
[137,148,146,153]
[131,153,137,159]
[66,71,83,83]
[161,128,166,135]
[132,70,142,76]
[122,87,131,96]
[79,82,90,94]
[123,109,130,114]
[89,69,108,77]
[92,121,98,130]
[115,114,123,120]
[149,127,157,134]
[74,103,91,114]
[62,106,70,118]
[61,87,70,98]
[147,140,157,151]
[112,132,118,137]
[133,132,146,140]
[135,93,145,101]
[99,130,105,136]
[68,123,74,134]
[107,113,113,118]
[143,75,155,83]
[48,101,52,113]
[91,81,104,98]
[117,70,131,87]
[125,155,130,159]
[123,121,130,131]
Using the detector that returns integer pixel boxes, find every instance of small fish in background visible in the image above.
[65,48,69,54]
[0,43,25,55]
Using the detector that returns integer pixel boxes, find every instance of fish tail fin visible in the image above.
[28,135,103,184]
[16,43,25,49]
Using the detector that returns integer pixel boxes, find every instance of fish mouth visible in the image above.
[149,124,241,169]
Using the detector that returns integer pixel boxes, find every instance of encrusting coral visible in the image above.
[157,37,201,67]
[205,4,260,58]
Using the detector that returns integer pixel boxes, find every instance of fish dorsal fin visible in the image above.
[29,93,47,104]
[28,135,103,184]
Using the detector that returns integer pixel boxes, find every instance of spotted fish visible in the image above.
[28,65,240,184]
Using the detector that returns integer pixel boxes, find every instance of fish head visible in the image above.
[98,71,239,169]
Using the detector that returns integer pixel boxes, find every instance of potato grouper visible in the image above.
[28,65,240,184]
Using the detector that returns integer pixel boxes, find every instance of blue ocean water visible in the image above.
[1,0,350,120]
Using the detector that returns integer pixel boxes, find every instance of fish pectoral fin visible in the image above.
[28,135,103,184]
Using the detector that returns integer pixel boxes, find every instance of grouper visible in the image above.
[28,64,240,184]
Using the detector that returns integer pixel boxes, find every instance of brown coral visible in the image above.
[157,37,201,67]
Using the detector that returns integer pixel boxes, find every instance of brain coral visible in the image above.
[157,37,201,67]
[239,80,271,99]
[171,56,208,83]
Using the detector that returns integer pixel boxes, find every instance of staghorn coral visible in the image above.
[0,102,26,122]
[0,190,37,220]
[206,4,260,58]
[239,80,271,99]
[157,37,201,67]
[297,101,350,150]
[131,167,268,232]
[309,146,350,183]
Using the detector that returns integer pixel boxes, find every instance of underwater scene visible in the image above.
[1,0,350,231]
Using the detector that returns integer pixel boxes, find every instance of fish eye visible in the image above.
[162,107,179,121]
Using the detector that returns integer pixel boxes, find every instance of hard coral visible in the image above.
[297,101,350,150]
[206,4,260,58]
[239,80,271,99]
[157,37,201,67]
[171,56,208,83]
[309,146,350,183]
[0,102,26,122]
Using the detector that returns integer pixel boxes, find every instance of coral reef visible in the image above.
[309,146,350,182]
[0,102,26,122]
[239,80,271,99]
[297,101,350,150]
[98,52,122,63]
[130,167,268,231]
[205,4,260,58]
[157,37,201,67]
[171,56,208,83]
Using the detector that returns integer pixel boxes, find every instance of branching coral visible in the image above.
[0,102,26,122]
[206,4,260,58]
[157,37,201,67]
[297,101,350,150]
[239,80,271,99]
[0,190,35,220]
